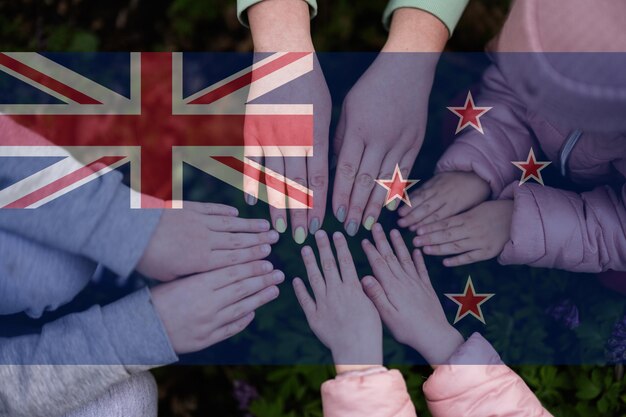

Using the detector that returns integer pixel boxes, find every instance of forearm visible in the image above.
[248,0,314,52]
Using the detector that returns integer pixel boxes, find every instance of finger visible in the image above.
[397,197,444,228]
[218,285,280,322]
[332,138,364,224]
[371,223,405,278]
[243,127,262,205]
[265,155,288,234]
[214,230,279,250]
[361,239,394,288]
[361,275,395,315]
[285,156,309,243]
[416,216,465,236]
[315,230,341,285]
[332,232,358,284]
[344,148,384,236]
[398,185,437,218]
[412,249,433,288]
[412,226,467,247]
[208,311,256,346]
[301,245,325,297]
[361,152,403,230]
[182,202,238,216]
[393,149,420,216]
[389,229,417,277]
[443,250,486,267]
[209,260,275,289]
[206,216,271,233]
[210,244,272,270]
[423,239,474,256]
[293,277,317,320]
[307,133,328,236]
[218,270,285,306]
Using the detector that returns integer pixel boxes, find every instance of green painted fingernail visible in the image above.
[363,216,375,231]
[275,218,287,233]
[336,206,347,222]
[387,200,399,211]
[294,227,306,244]
[309,217,320,235]
[346,220,358,237]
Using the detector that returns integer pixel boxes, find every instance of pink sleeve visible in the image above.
[435,65,538,197]
[321,367,417,417]
[423,333,553,417]
[497,180,626,272]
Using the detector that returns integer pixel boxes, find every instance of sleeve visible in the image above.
[435,65,539,198]
[0,115,163,279]
[423,333,553,417]
[237,0,318,28]
[321,367,417,417]
[0,288,177,417]
[382,0,469,34]
[497,181,626,272]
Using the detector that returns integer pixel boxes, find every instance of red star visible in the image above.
[512,148,552,186]
[447,91,492,134]
[445,276,494,324]
[375,165,419,206]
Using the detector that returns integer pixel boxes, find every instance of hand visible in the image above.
[397,172,491,230]
[360,224,464,366]
[413,200,514,267]
[137,202,279,281]
[246,0,331,244]
[332,52,436,236]
[293,231,383,367]
[151,260,283,354]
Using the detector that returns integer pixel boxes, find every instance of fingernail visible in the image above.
[268,230,279,242]
[269,286,280,298]
[275,218,287,233]
[336,206,346,222]
[245,194,257,205]
[273,270,285,283]
[309,217,320,235]
[362,276,375,288]
[259,219,270,230]
[294,227,306,244]
[413,238,421,246]
[263,261,273,273]
[387,200,399,211]
[262,244,271,254]
[346,220,358,237]
[363,216,375,231]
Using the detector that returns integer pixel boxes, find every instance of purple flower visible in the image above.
[233,379,259,416]
[606,315,626,364]
[545,299,580,330]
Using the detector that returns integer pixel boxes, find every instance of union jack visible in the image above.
[0,52,314,209]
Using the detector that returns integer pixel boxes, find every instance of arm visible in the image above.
[498,181,626,272]
[0,288,177,417]
[423,333,553,417]
[383,0,469,36]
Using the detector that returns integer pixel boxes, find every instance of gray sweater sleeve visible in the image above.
[0,116,162,279]
[0,288,178,417]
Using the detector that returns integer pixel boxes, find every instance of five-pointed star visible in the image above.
[445,276,494,324]
[375,165,419,207]
[447,91,492,134]
[511,148,552,186]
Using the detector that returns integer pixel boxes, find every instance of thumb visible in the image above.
[361,275,393,314]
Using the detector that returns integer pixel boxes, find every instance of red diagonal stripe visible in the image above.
[3,156,125,208]
[211,156,312,208]
[189,52,310,105]
[0,53,102,105]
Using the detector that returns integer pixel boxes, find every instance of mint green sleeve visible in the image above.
[382,0,469,36]
[237,0,318,27]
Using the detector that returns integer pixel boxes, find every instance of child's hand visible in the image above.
[151,260,283,354]
[397,172,490,230]
[137,202,279,281]
[293,231,383,368]
[361,224,464,365]
[413,200,514,267]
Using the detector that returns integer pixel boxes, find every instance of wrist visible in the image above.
[383,8,448,53]
[409,325,465,368]
[248,0,315,52]
[331,342,383,372]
